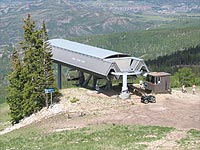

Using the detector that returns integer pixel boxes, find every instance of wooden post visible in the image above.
[50,92,53,106]
[45,93,48,108]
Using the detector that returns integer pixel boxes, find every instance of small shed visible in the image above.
[144,72,171,94]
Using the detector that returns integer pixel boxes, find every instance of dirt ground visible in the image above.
[1,87,200,149]
[3,87,199,132]
[19,87,198,133]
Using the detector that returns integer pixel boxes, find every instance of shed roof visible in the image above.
[148,72,171,77]
[49,39,129,59]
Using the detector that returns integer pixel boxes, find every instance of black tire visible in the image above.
[144,100,148,104]
[150,97,155,103]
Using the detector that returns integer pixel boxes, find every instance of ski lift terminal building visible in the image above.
[49,39,149,98]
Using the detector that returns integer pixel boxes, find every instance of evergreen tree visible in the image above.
[20,15,39,116]
[42,21,56,107]
[7,50,24,124]
[21,18,47,115]
[7,14,58,123]
[21,15,57,116]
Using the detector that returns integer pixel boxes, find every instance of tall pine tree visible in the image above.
[7,14,57,123]
[42,21,56,107]
[22,29,45,115]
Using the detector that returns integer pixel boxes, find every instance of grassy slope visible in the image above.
[0,102,11,131]
[0,123,199,150]
[178,129,200,150]
[0,124,174,150]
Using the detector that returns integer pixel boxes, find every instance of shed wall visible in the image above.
[145,76,170,93]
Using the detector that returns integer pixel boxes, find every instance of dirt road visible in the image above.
[31,88,200,132]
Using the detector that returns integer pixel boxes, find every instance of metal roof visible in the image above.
[49,39,129,59]
[148,72,171,77]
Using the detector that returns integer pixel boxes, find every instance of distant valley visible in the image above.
[0,0,200,46]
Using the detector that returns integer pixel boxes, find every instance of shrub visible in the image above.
[70,97,79,103]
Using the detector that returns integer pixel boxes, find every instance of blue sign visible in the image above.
[45,88,55,94]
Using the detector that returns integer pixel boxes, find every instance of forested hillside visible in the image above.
[146,45,200,87]
[147,45,200,73]
[71,24,200,60]
[70,23,200,87]
[0,46,12,104]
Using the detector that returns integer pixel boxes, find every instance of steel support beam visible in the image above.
[122,73,128,92]
[106,80,112,90]
[57,63,62,89]
[111,71,142,99]
[82,74,92,87]
[78,71,85,86]
[92,76,98,90]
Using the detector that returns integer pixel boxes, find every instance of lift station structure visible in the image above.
[49,39,149,98]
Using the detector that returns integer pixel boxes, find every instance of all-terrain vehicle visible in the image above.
[141,95,156,104]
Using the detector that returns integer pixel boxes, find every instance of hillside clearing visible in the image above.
[0,87,200,149]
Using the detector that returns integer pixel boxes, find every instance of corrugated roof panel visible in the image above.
[49,39,128,59]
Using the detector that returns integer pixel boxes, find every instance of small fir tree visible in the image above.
[20,16,43,116]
